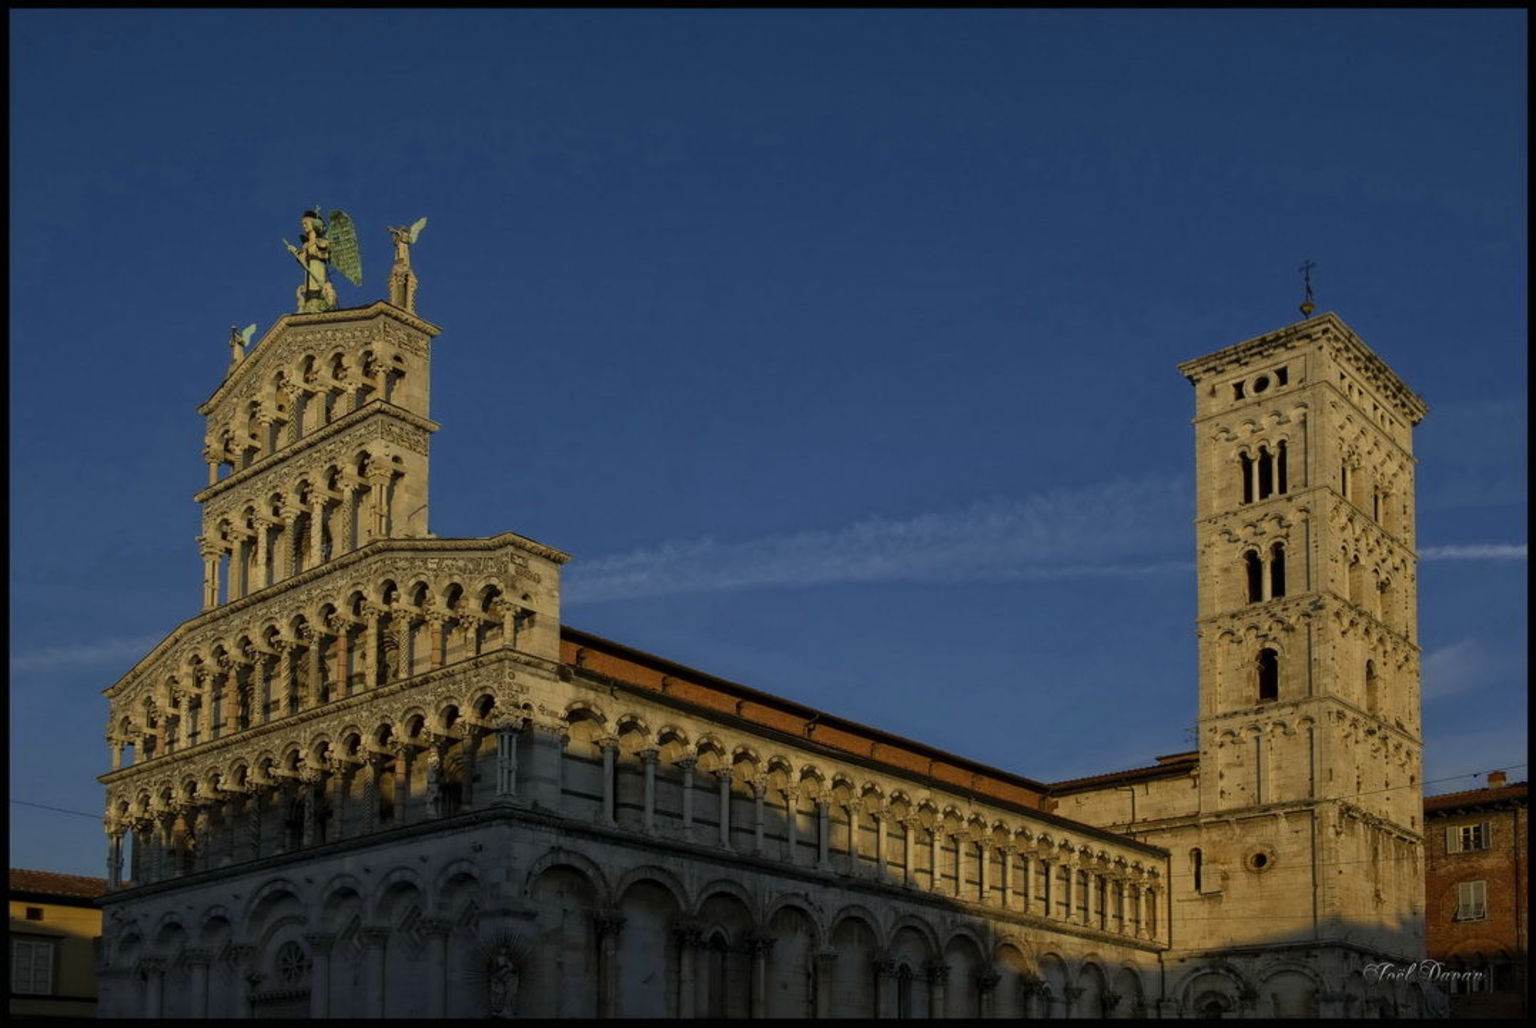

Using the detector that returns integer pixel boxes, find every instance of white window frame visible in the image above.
[1444,821,1492,854]
[1454,880,1487,922]
[11,936,56,995]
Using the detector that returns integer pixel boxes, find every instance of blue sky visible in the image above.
[10,10,1526,877]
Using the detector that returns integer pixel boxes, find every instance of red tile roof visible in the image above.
[1423,781,1527,814]
[10,868,108,900]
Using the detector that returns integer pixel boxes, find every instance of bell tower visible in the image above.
[1176,311,1428,956]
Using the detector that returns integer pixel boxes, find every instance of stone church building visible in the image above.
[96,230,1435,1017]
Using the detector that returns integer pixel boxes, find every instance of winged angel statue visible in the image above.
[284,208,362,313]
[387,217,427,313]
[229,322,258,365]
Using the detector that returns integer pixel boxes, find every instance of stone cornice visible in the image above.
[1177,312,1427,425]
[194,401,439,504]
[200,302,441,414]
[103,534,571,698]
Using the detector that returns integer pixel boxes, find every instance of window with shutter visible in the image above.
[10,938,56,995]
[1455,880,1487,921]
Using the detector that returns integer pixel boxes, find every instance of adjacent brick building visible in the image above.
[1424,772,1528,1019]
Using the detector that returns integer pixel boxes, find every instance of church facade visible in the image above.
[95,234,1434,1017]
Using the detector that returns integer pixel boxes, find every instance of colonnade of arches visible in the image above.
[108,574,532,771]
[106,693,1164,950]
[207,344,410,484]
[101,855,1157,1019]
[200,447,410,607]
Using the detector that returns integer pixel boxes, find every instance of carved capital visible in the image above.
[745,933,775,957]
[926,961,950,985]
[180,948,212,968]
[976,969,1001,993]
[303,932,338,954]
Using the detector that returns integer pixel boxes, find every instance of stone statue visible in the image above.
[229,323,257,367]
[387,217,427,313]
[286,210,337,313]
[487,943,520,1017]
[284,209,361,313]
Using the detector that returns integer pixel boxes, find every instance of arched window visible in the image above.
[1239,452,1254,505]
[1276,440,1288,494]
[1191,848,1203,892]
[1244,551,1263,603]
[1269,542,1286,598]
[1256,446,1274,500]
[1257,648,1279,702]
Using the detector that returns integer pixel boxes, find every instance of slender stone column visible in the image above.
[1115,879,1127,934]
[902,821,915,887]
[678,758,697,838]
[529,723,567,811]
[360,755,380,833]
[1085,869,1096,927]
[363,610,381,688]
[420,920,450,1017]
[1134,883,1146,938]
[926,962,949,1019]
[366,465,391,540]
[674,924,702,1019]
[462,727,482,808]
[300,771,320,847]
[845,800,862,874]
[815,799,830,870]
[495,721,521,802]
[930,830,943,892]
[224,944,257,1019]
[1000,847,1013,910]
[600,739,619,825]
[977,970,1000,1019]
[640,749,658,833]
[245,789,263,860]
[752,779,766,854]
[252,517,271,589]
[593,912,626,1018]
[359,927,390,1017]
[309,498,326,566]
[184,949,212,1017]
[783,790,799,864]
[140,957,166,1017]
[392,744,411,824]
[873,957,895,1019]
[1063,859,1075,921]
[813,952,837,1019]
[328,762,346,842]
[107,829,124,887]
[199,538,221,609]
[306,933,336,1018]
[978,841,990,902]
[873,811,887,880]
[717,769,733,847]
[747,934,774,1018]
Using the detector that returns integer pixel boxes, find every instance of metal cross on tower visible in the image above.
[1298,259,1317,316]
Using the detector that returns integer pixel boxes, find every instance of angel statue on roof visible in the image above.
[387,217,427,313]
[284,208,362,313]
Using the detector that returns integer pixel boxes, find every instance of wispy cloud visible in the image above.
[10,635,163,675]
[1422,638,1523,700]
[565,477,1190,604]
[1420,543,1527,561]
